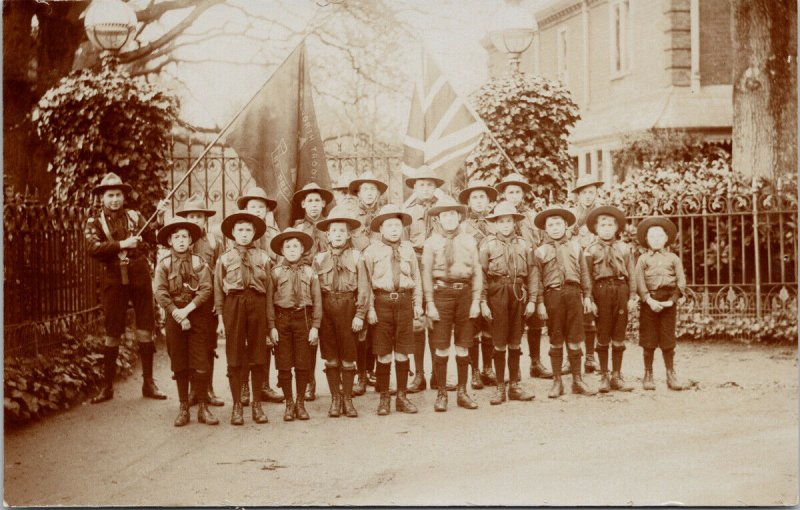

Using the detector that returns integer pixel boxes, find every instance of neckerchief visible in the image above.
[381,237,402,290]
[234,244,254,288]
[170,250,194,292]
[330,246,345,291]
[468,210,490,236]
[359,200,379,225]
[600,239,623,276]
[432,219,459,275]
[546,234,569,282]
[102,207,128,240]
[281,260,304,306]
[495,231,519,276]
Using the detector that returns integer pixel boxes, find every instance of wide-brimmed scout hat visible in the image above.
[93,172,132,195]
[486,200,524,222]
[586,205,626,234]
[404,165,445,189]
[571,174,604,194]
[349,170,389,195]
[315,205,362,231]
[292,182,334,206]
[636,217,678,248]
[176,193,216,218]
[370,203,412,232]
[534,205,577,230]
[237,187,278,211]
[429,195,467,217]
[458,178,498,204]
[157,217,203,247]
[270,226,314,255]
[221,211,267,241]
[494,172,532,194]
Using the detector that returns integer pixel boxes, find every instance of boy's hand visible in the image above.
[426,302,440,321]
[524,302,536,318]
[352,316,364,333]
[661,300,674,308]
[480,301,492,320]
[469,300,480,319]
[308,327,319,346]
[413,306,424,320]
[646,297,664,313]
[120,236,140,249]
[180,319,191,331]
[677,295,686,306]
[216,316,225,338]
[582,297,595,315]
[536,302,548,321]
[270,328,280,345]
[172,307,190,322]
[367,310,378,325]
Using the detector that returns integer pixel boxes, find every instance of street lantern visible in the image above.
[83,0,138,53]
[488,0,538,73]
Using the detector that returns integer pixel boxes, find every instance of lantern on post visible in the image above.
[488,0,537,74]
[83,0,138,53]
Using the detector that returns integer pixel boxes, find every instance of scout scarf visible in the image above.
[600,239,625,277]
[169,250,196,293]
[381,237,402,291]
[468,211,490,236]
[495,231,519,276]
[432,218,459,274]
[101,207,130,240]
[546,234,570,282]
[234,244,255,288]
[280,260,305,307]
[330,247,345,291]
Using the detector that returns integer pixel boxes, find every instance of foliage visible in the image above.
[4,334,139,427]
[612,128,731,176]
[33,60,178,215]
[465,73,580,205]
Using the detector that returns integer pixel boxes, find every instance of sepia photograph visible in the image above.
[2,0,798,506]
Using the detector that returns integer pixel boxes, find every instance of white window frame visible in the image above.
[609,0,632,79]
[556,25,569,86]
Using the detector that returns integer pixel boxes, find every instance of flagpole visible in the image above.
[136,34,313,236]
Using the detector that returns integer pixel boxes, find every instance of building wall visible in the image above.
[699,0,733,85]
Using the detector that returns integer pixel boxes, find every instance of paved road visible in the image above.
[4,342,798,506]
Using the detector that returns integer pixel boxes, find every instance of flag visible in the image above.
[402,48,485,195]
[226,42,330,229]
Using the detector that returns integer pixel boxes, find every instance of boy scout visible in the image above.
[267,227,323,421]
[533,205,596,399]
[84,173,167,404]
[236,187,282,406]
[633,217,689,391]
[570,175,605,374]
[176,194,225,407]
[404,166,455,393]
[479,201,537,405]
[422,196,482,411]
[458,179,497,389]
[292,182,334,402]
[214,211,271,425]
[584,206,636,393]
[348,170,389,395]
[313,206,369,418]
[362,204,423,415]
[153,217,218,426]
[494,173,554,380]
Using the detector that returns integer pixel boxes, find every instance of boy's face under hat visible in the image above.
[458,179,498,205]
[585,205,626,235]
[157,217,203,247]
[404,165,445,189]
[315,205,362,232]
[93,172,133,195]
[494,172,532,194]
[636,217,678,249]
[236,187,278,211]
[270,226,314,256]
[292,182,334,207]
[221,211,267,241]
[349,170,389,195]
[486,200,524,222]
[571,174,604,195]
[534,205,576,230]
[370,203,412,233]
[176,193,216,218]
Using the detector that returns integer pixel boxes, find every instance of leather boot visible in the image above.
[548,376,565,399]
[343,396,358,417]
[611,371,634,392]
[430,373,457,391]
[434,389,448,412]
[561,360,571,375]
[406,373,426,393]
[584,352,598,374]
[251,401,269,424]
[142,378,167,400]
[377,392,391,416]
[197,402,219,425]
[642,370,656,390]
[666,370,688,391]
[230,402,244,426]
[304,379,316,402]
[481,367,497,386]
[206,386,225,407]
[240,379,250,406]
[329,394,342,418]
[174,402,190,427]
[508,381,534,401]
[456,384,478,409]
[353,372,367,396]
[283,399,295,421]
[341,368,358,417]
[571,373,597,396]
[471,368,484,390]
[260,384,284,403]
[366,370,376,386]
[93,345,117,404]
[395,391,418,414]
[295,398,310,420]
[530,358,553,379]
[91,386,114,404]
[489,382,506,405]
[598,371,611,393]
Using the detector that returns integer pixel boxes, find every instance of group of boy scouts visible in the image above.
[85,166,689,427]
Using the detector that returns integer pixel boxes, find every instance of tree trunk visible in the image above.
[732,0,797,179]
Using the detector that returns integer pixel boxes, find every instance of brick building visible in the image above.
[485,0,734,183]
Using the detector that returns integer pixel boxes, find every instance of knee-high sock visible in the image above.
[250,365,265,401]
[194,371,209,403]
[376,361,391,393]
[228,367,242,404]
[341,367,356,398]
[308,345,318,385]
[469,344,479,370]
[456,355,470,386]
[662,348,675,371]
[396,359,410,391]
[549,347,563,378]
[366,338,376,372]
[493,350,506,386]
[413,331,426,375]
[176,371,190,402]
[612,345,625,372]
[324,365,342,396]
[585,328,596,356]
[433,355,448,390]
[480,338,493,371]
[278,369,293,401]
[138,342,155,379]
[597,344,610,373]
[567,349,582,378]
[103,346,119,388]
[527,328,542,360]
[295,369,309,401]
[643,348,655,371]
[356,341,367,374]
[207,351,217,392]
[264,350,272,388]
[508,349,521,383]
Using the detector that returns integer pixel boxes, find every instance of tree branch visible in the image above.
[135,0,200,23]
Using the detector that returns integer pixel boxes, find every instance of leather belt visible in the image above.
[374,289,412,300]
[434,280,470,290]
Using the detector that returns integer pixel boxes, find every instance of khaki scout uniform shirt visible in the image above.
[569,204,597,249]
[193,232,224,271]
[266,262,323,329]
[421,231,483,302]
[405,197,439,252]
[213,245,271,313]
[84,208,155,263]
[633,249,687,300]
[153,252,213,314]
[292,216,329,264]
[533,236,592,303]
[350,200,382,251]
[362,240,423,312]
[460,212,494,246]
[313,247,370,320]
[478,234,538,304]
[585,238,636,299]
[516,207,542,249]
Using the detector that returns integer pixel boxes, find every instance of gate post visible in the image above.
[751,176,762,319]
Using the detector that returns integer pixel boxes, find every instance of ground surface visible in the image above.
[4,341,798,506]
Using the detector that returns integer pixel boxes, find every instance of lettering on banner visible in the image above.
[272,138,294,204]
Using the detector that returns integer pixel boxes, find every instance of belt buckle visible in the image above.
[452,282,465,290]
[388,292,400,300]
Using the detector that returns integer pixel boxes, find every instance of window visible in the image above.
[583,152,591,175]
[610,0,631,76]
[556,26,569,84]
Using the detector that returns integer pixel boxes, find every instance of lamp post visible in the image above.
[83,0,138,55]
[488,0,537,74]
